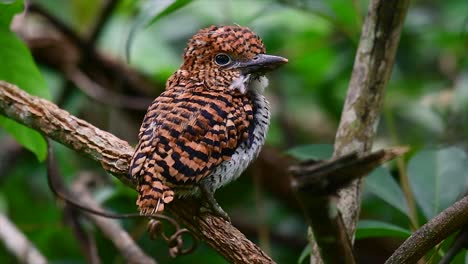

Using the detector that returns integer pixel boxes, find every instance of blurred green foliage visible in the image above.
[0,0,468,263]
[0,0,49,161]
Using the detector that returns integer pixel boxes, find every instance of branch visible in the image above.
[87,0,120,47]
[66,67,152,110]
[0,213,48,264]
[333,0,410,239]
[0,81,275,264]
[290,147,408,263]
[439,225,468,264]
[0,81,134,184]
[26,3,164,97]
[72,172,157,264]
[299,0,410,262]
[385,195,468,263]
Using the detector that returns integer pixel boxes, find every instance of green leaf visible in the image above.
[0,0,23,27]
[365,166,410,217]
[327,0,361,38]
[408,147,468,220]
[0,16,50,161]
[0,193,7,213]
[126,0,192,63]
[297,244,311,264]
[286,144,334,160]
[356,220,412,239]
[144,0,192,26]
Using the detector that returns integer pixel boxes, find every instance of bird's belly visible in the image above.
[201,94,270,192]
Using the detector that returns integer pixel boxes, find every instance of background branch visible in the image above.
[26,3,164,97]
[385,195,468,263]
[0,213,48,264]
[86,0,120,47]
[0,80,274,264]
[72,172,157,264]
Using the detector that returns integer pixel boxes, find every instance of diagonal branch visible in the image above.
[0,80,274,264]
[385,195,468,263]
[0,213,48,264]
[72,172,157,264]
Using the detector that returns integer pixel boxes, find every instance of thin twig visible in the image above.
[0,213,48,264]
[0,81,275,264]
[87,0,120,47]
[438,225,468,264]
[0,137,24,182]
[386,195,468,264]
[63,204,101,264]
[384,109,419,229]
[66,67,152,110]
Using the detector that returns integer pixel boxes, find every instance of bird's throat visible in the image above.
[229,74,269,95]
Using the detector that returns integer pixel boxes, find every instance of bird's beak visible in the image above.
[236,54,288,75]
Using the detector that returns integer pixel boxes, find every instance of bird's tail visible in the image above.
[137,178,175,215]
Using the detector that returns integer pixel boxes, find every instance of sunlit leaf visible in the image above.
[327,0,361,38]
[0,0,22,27]
[126,0,192,63]
[0,194,7,213]
[365,167,410,217]
[400,104,445,135]
[287,144,334,160]
[0,1,50,161]
[356,220,411,239]
[144,0,192,26]
[408,147,468,220]
[298,244,311,264]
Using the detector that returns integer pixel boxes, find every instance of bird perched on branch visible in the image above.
[129,25,287,220]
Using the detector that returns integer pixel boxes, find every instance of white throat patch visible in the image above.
[229,74,269,94]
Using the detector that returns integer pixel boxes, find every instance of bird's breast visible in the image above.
[201,92,271,191]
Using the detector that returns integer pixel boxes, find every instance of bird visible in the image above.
[129,25,287,220]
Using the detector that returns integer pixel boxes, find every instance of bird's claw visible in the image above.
[200,203,231,222]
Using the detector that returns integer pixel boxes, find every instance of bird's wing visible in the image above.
[129,87,254,187]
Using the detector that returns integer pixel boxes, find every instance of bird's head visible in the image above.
[179,25,288,94]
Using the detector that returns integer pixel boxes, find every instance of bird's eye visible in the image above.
[214,54,231,66]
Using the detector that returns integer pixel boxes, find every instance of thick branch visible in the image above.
[0,81,134,185]
[386,195,468,263]
[0,81,274,264]
[302,1,410,262]
[333,0,410,239]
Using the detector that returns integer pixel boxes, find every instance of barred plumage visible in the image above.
[129,25,287,218]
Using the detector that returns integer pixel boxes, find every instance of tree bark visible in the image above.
[309,0,410,263]
[386,195,468,263]
[333,0,410,240]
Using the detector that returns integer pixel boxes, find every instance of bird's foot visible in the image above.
[200,202,230,222]
[199,185,231,222]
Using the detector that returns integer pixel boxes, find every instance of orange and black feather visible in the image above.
[129,85,254,213]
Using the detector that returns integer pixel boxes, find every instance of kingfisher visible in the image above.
[129,25,287,220]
